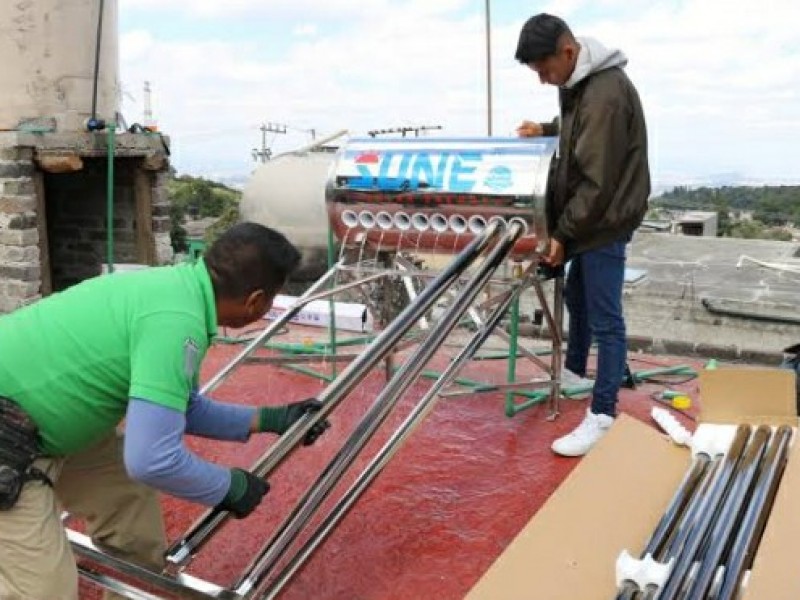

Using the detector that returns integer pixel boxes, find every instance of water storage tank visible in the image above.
[327,137,556,259]
[0,0,119,131]
[240,147,339,280]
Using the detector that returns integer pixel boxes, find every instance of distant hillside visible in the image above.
[168,175,241,252]
[653,185,800,227]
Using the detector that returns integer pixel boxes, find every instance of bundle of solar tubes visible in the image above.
[614,423,793,600]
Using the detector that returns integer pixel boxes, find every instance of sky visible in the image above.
[118,0,800,188]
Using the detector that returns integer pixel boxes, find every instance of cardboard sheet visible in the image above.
[466,415,688,600]
[699,368,795,424]
[467,368,800,600]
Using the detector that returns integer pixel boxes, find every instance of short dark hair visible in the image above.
[204,222,301,299]
[515,13,572,63]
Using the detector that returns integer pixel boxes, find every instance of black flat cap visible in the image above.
[515,13,571,63]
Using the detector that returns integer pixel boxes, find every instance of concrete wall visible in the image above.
[0,0,119,131]
[517,233,800,363]
[0,132,173,313]
[0,146,41,313]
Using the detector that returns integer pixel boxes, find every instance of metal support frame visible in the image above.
[70,530,236,599]
[72,222,566,599]
[396,255,564,419]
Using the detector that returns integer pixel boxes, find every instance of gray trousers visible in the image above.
[0,433,166,600]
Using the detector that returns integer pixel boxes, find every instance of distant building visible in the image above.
[640,219,673,233]
[183,217,218,261]
[672,211,718,237]
[639,211,718,237]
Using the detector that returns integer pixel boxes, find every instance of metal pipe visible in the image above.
[644,456,712,559]
[526,270,565,416]
[282,364,335,383]
[484,0,493,135]
[164,264,344,566]
[234,222,524,596]
[262,258,532,599]
[280,129,348,155]
[638,453,726,600]
[614,455,711,599]
[245,353,359,365]
[655,424,751,599]
[683,425,770,598]
[199,263,341,395]
[549,274,565,417]
[614,582,638,600]
[716,425,793,600]
[78,566,169,600]
[165,222,502,566]
[504,291,520,416]
[326,225,339,378]
[337,262,511,288]
[68,530,235,599]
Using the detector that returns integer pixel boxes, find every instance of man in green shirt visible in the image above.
[0,222,329,600]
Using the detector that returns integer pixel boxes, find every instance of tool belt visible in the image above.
[0,396,51,510]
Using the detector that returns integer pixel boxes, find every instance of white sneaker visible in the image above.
[561,368,594,389]
[551,409,615,457]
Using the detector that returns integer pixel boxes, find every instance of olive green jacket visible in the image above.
[545,52,651,255]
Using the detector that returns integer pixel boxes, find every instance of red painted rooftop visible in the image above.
[78,325,703,599]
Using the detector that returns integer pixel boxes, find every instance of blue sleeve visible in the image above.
[185,390,256,441]
[123,398,231,506]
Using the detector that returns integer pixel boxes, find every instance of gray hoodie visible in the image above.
[564,37,628,89]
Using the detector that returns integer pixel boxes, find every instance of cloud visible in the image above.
[292,24,318,37]
[119,0,800,181]
[123,0,392,21]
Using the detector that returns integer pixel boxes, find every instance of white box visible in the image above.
[265,294,374,333]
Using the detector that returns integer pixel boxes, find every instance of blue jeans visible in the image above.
[564,238,628,416]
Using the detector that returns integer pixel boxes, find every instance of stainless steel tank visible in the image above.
[0,0,119,131]
[240,147,338,279]
[326,137,556,259]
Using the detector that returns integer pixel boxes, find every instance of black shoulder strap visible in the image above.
[25,466,53,487]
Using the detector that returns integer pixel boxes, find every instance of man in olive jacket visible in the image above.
[516,13,651,456]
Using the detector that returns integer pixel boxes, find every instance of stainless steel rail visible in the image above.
[69,530,237,600]
[165,220,503,567]
[233,221,524,596]
[262,255,533,599]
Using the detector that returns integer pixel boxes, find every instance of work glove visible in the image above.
[217,468,269,519]
[257,398,330,446]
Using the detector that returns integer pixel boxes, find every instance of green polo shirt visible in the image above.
[0,260,218,455]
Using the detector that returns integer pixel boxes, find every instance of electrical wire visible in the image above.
[90,0,105,123]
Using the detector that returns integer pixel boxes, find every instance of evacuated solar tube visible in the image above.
[468,215,488,234]
[715,425,793,600]
[682,425,771,599]
[394,212,412,231]
[449,214,468,234]
[508,217,529,236]
[376,212,394,230]
[342,210,359,228]
[358,211,376,229]
[430,213,449,233]
[655,425,752,599]
[411,213,430,232]
[488,216,508,230]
